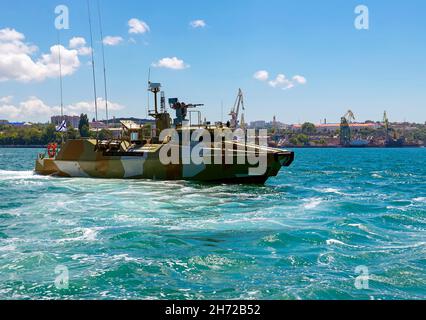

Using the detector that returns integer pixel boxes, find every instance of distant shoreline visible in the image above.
[0,145,423,150]
[0,145,45,148]
[281,145,424,149]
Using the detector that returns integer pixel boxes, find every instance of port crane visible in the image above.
[383,110,395,144]
[344,110,356,123]
[383,111,390,132]
[383,111,404,147]
[229,89,245,129]
[340,110,356,146]
[240,113,246,130]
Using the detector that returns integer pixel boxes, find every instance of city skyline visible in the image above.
[0,0,425,124]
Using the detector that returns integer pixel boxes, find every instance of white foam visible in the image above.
[348,223,370,233]
[110,254,141,263]
[325,188,343,194]
[80,228,98,241]
[380,242,426,250]
[316,187,344,195]
[317,252,335,266]
[57,227,100,243]
[304,199,322,209]
[326,239,347,246]
[71,254,89,260]
[0,170,35,179]
[262,234,280,243]
[386,205,410,212]
[100,291,110,297]
[0,244,16,251]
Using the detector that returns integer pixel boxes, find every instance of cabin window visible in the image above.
[130,132,139,141]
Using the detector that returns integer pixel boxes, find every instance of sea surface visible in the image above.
[0,148,425,300]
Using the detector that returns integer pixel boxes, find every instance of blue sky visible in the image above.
[0,0,425,124]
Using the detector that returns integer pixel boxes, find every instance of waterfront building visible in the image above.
[9,122,32,127]
[51,115,81,129]
[291,122,381,133]
[89,121,108,130]
[249,120,267,128]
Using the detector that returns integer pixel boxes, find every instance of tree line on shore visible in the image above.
[271,122,426,146]
[1,116,425,146]
[0,114,111,146]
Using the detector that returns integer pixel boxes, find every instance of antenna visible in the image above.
[97,0,109,128]
[87,0,98,123]
[147,68,151,118]
[221,100,223,123]
[160,91,166,113]
[57,30,65,143]
[57,31,64,122]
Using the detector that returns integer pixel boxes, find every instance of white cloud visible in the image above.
[0,28,25,42]
[152,57,189,70]
[253,70,269,81]
[0,96,13,104]
[38,45,81,77]
[128,18,150,34]
[0,28,81,82]
[292,75,307,85]
[69,37,86,49]
[254,69,307,90]
[66,98,124,116]
[76,46,92,56]
[103,36,123,46]
[0,96,125,122]
[68,36,92,56]
[269,74,294,89]
[190,20,207,28]
[0,97,57,121]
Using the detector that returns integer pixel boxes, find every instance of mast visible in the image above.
[221,100,223,123]
[147,68,151,119]
[97,0,109,128]
[87,0,99,124]
[57,30,65,143]
[57,31,64,122]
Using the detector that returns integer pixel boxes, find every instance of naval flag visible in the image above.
[56,120,67,133]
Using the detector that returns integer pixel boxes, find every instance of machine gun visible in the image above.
[169,98,204,126]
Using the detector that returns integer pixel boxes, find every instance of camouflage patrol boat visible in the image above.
[35,83,294,184]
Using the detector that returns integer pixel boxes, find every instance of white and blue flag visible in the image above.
[55,120,67,133]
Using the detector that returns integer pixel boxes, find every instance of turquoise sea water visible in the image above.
[0,148,425,300]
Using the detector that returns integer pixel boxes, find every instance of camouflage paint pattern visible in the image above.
[35,139,294,184]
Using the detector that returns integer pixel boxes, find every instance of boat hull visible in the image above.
[35,140,294,184]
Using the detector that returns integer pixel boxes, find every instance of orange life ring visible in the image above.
[47,143,58,158]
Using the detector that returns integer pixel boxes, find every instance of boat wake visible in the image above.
[0,170,36,180]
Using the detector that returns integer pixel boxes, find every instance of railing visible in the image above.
[189,111,202,127]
